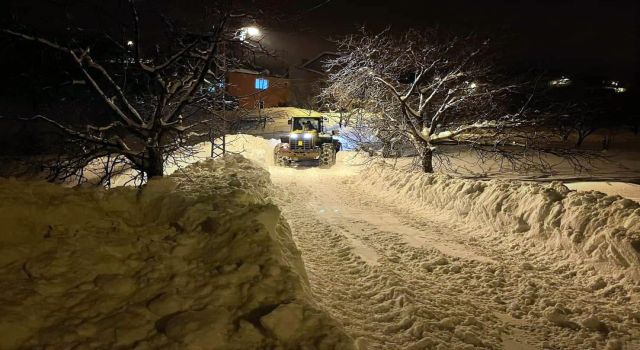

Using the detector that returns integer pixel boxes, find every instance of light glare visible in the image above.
[246,26,261,37]
[549,77,571,87]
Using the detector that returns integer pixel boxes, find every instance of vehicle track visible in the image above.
[269,166,640,350]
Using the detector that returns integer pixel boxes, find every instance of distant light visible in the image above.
[469,82,478,89]
[605,80,626,93]
[126,40,134,47]
[549,77,571,87]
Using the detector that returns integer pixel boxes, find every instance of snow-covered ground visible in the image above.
[2,129,640,349]
[565,182,640,203]
[229,135,640,349]
[0,155,354,349]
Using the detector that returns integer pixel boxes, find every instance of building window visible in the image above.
[255,78,269,90]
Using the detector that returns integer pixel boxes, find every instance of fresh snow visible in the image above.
[0,155,354,349]
[2,131,640,349]
[566,182,640,203]
[230,134,640,349]
[357,165,640,281]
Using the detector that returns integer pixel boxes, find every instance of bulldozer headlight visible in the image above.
[303,133,313,139]
[290,133,298,139]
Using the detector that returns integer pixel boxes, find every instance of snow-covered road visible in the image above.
[268,163,640,350]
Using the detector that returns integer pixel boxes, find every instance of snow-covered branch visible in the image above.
[322,29,590,173]
[1,0,241,181]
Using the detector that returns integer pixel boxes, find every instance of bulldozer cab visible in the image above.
[289,117,323,133]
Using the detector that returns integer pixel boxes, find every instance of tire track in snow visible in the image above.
[272,173,505,349]
[269,166,640,350]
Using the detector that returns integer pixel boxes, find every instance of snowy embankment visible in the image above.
[0,155,354,349]
[358,164,640,282]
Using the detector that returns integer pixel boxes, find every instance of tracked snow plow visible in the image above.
[273,116,341,168]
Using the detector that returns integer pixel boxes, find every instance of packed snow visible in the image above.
[0,155,354,349]
[2,130,640,349]
[227,134,640,349]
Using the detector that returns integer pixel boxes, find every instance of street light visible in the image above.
[238,26,261,41]
[126,40,134,47]
[245,26,260,37]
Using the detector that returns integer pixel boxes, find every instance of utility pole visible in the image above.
[211,40,227,159]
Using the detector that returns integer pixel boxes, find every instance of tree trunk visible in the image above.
[576,130,590,148]
[381,142,392,158]
[421,147,434,173]
[145,147,164,178]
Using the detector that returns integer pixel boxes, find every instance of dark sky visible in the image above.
[262,0,639,82]
[1,0,638,82]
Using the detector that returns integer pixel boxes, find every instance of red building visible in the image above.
[226,69,291,109]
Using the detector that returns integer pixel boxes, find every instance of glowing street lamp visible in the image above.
[245,26,260,37]
[126,40,134,47]
[238,26,261,41]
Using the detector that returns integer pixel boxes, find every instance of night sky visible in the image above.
[1,0,638,83]
[262,0,639,82]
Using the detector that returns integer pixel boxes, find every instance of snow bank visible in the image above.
[225,134,280,167]
[358,164,640,282]
[0,155,354,349]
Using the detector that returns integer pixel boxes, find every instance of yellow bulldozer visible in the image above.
[273,116,341,167]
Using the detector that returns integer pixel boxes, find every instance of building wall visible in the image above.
[226,72,291,109]
[288,69,324,108]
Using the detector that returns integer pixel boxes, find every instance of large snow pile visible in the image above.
[0,155,354,349]
[225,134,280,166]
[358,164,640,282]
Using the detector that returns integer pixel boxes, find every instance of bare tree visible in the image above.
[322,29,587,173]
[0,0,263,184]
[539,84,632,149]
